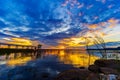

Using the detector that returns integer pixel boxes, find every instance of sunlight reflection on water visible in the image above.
[0,50,100,67]
[0,49,100,80]
[43,50,100,67]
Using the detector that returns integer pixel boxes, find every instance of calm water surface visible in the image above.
[0,50,100,80]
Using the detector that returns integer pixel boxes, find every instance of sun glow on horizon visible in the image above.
[1,19,120,48]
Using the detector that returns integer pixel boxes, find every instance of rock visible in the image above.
[117,75,120,80]
[88,65,101,73]
[86,72,99,80]
[79,66,85,69]
[94,59,120,72]
[94,59,106,67]
[100,67,118,75]
[54,69,91,80]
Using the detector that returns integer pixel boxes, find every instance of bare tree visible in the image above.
[92,34,106,58]
[83,33,106,59]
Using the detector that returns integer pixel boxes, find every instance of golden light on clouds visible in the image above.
[57,30,107,48]
[108,18,118,24]
[7,38,32,45]
[58,37,85,47]
[107,19,118,28]
[1,18,120,49]
[87,18,119,29]
[88,24,97,29]
[2,37,40,46]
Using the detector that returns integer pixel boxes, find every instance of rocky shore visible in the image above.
[55,59,120,80]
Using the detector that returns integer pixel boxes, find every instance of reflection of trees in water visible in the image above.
[1,50,62,61]
[3,51,43,66]
[5,52,40,60]
[0,49,99,67]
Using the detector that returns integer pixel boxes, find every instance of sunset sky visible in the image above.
[0,0,120,48]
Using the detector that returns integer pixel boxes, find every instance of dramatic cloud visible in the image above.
[0,0,120,48]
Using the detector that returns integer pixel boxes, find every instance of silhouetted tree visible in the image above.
[83,33,106,59]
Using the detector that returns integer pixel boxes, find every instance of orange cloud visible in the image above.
[57,19,120,48]
[2,37,40,46]
[108,18,118,23]
[7,38,32,46]
[108,18,118,28]
[58,36,94,48]
[88,24,98,29]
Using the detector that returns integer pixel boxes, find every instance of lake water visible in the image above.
[0,50,100,80]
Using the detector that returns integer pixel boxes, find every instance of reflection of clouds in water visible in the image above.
[0,55,7,65]
[0,50,99,80]
[46,50,99,67]
[0,56,76,80]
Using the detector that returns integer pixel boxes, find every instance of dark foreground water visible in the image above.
[0,50,99,80]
